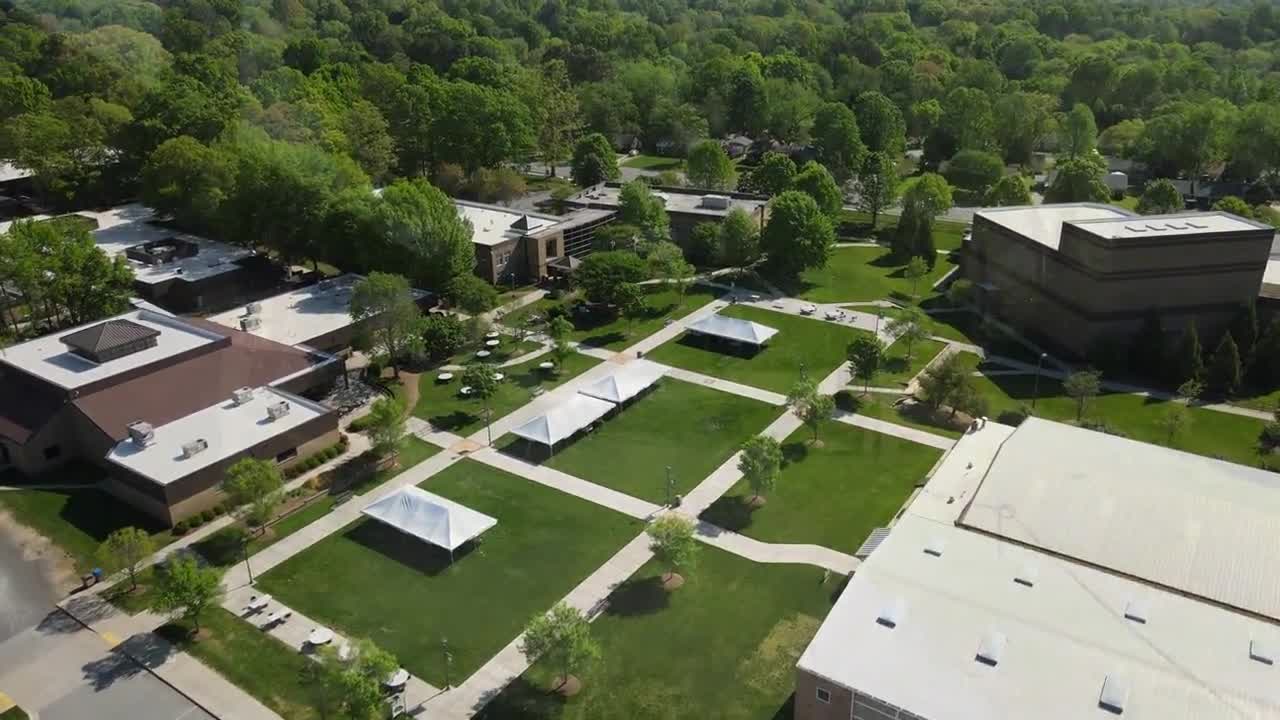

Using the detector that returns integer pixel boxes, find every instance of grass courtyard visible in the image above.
[256,460,641,686]
[648,305,866,394]
[514,378,782,503]
[477,545,835,720]
[838,210,968,252]
[795,246,957,304]
[701,420,941,553]
[413,351,601,435]
[502,285,723,350]
[872,337,947,388]
[621,154,684,171]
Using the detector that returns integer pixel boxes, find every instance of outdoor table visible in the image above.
[436,372,454,382]
[459,386,473,396]
[538,361,554,370]
[308,627,334,645]
[485,339,500,347]
[485,331,500,339]
[476,350,492,358]
[492,373,505,381]
[385,668,410,689]
[247,594,271,612]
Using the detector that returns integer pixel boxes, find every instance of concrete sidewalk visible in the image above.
[832,410,955,450]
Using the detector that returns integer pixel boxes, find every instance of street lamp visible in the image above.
[1032,352,1048,409]
[240,534,254,584]
[483,400,493,446]
[874,310,883,338]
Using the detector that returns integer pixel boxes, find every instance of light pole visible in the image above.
[442,637,453,689]
[1032,352,1047,409]
[484,398,493,446]
[874,310,883,337]
[240,535,254,584]
[665,466,674,506]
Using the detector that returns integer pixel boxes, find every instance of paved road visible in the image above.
[0,522,63,643]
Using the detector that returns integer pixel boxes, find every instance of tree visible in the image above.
[616,180,670,246]
[97,527,154,592]
[1171,321,1205,385]
[646,514,698,587]
[1208,333,1242,396]
[761,191,835,280]
[895,174,952,266]
[422,313,468,360]
[1136,179,1183,215]
[944,150,1004,196]
[792,161,843,220]
[365,396,407,459]
[448,274,498,315]
[1045,155,1109,203]
[1230,302,1259,367]
[350,272,425,375]
[749,152,797,196]
[1213,196,1254,219]
[618,282,648,335]
[854,91,906,158]
[222,457,283,528]
[986,175,1032,207]
[787,379,835,444]
[140,136,234,231]
[376,179,474,291]
[853,152,898,228]
[576,251,647,306]
[1063,370,1102,422]
[887,305,930,361]
[461,363,501,443]
[718,208,761,269]
[918,351,969,413]
[570,133,618,187]
[548,316,574,368]
[152,555,222,634]
[1158,403,1191,447]
[1060,103,1098,159]
[942,87,995,151]
[846,336,884,393]
[532,60,580,175]
[520,603,601,692]
[303,639,399,720]
[738,435,782,505]
[685,140,737,191]
[811,102,866,183]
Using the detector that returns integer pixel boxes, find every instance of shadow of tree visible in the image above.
[698,495,755,532]
[80,632,176,691]
[472,676,566,719]
[603,576,670,617]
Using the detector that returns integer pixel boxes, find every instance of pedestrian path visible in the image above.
[406,416,465,448]
[680,412,802,517]
[691,520,859,575]
[832,410,955,450]
[471,448,661,520]
[662,366,788,406]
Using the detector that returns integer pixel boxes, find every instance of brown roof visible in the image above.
[73,319,324,441]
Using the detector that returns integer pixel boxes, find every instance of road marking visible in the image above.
[0,691,15,712]
[101,631,123,647]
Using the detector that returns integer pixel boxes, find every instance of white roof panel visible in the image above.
[510,394,614,446]
[577,360,666,404]
[83,204,254,285]
[976,203,1132,251]
[361,486,496,552]
[453,200,560,247]
[1074,211,1271,240]
[685,313,779,346]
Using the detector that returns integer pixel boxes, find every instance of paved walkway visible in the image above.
[692,521,859,574]
[662,366,788,406]
[832,411,955,450]
[472,448,661,521]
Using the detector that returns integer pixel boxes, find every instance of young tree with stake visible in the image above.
[647,514,699,590]
[787,379,836,445]
[738,435,783,507]
[97,527,155,592]
[520,602,601,694]
[846,335,884,393]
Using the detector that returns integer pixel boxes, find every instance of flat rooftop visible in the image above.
[0,309,223,391]
[976,203,1132,250]
[454,200,561,247]
[1072,210,1272,240]
[0,162,33,184]
[105,386,329,485]
[85,204,255,285]
[568,184,767,218]
[798,419,1280,720]
[206,274,427,348]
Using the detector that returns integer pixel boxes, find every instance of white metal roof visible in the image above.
[577,360,666,404]
[509,393,614,446]
[960,417,1280,621]
[976,203,1132,251]
[361,486,497,552]
[0,309,223,390]
[454,200,560,247]
[104,386,329,485]
[685,313,779,346]
[798,420,1280,720]
[1073,211,1271,240]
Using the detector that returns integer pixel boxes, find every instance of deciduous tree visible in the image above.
[853,151,898,228]
[222,457,284,527]
[647,514,698,587]
[791,161,843,220]
[738,435,783,504]
[152,555,222,634]
[365,396,407,459]
[1136,179,1182,215]
[811,102,866,183]
[350,272,426,375]
[520,603,600,693]
[1208,333,1242,396]
[761,191,834,280]
[570,132,618,187]
[97,527,154,592]
[846,336,884,393]
[685,139,737,191]
[787,379,835,443]
[1063,370,1102,422]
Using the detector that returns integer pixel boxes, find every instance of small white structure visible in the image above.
[578,361,666,404]
[510,394,614,448]
[685,314,779,346]
[1105,171,1128,195]
[361,486,497,561]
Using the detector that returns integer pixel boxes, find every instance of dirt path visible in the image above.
[398,371,421,416]
[0,507,76,641]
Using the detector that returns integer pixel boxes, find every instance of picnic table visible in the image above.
[485,339,500,347]
[385,668,410,689]
[436,372,454,382]
[308,627,334,646]
[245,594,271,612]
[476,350,491,358]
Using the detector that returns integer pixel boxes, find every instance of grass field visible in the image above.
[895,309,1042,363]
[838,210,968,251]
[414,352,600,435]
[701,420,941,553]
[795,246,957,304]
[477,545,835,720]
[443,338,543,368]
[844,394,964,439]
[257,460,641,686]
[621,154,684,171]
[873,338,947,388]
[519,378,781,503]
[501,285,722,350]
[647,305,866,394]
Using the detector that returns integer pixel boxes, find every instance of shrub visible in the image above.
[996,407,1029,426]
[173,520,188,535]
[546,302,568,319]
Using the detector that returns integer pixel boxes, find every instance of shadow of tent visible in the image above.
[674,333,766,359]
[344,519,479,577]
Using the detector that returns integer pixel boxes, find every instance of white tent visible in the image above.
[361,487,497,556]
[510,394,614,447]
[686,313,779,346]
[578,360,667,404]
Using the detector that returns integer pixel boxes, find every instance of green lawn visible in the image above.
[0,476,171,572]
[1229,386,1280,412]
[514,378,781,503]
[257,460,642,686]
[443,338,543,368]
[970,372,1270,468]
[477,545,834,720]
[796,246,957,304]
[873,338,947,388]
[159,609,325,720]
[897,309,1042,363]
[838,210,968,251]
[0,707,30,720]
[701,420,941,553]
[621,154,684,171]
[502,285,723,350]
[647,305,867,394]
[844,393,964,439]
[414,352,601,435]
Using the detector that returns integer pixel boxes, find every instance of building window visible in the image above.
[275,448,298,464]
[816,687,831,704]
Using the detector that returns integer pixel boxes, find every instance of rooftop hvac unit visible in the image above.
[127,421,155,447]
[266,401,291,421]
[232,387,255,406]
[700,194,731,210]
[240,315,262,332]
[181,438,208,459]
[245,302,262,315]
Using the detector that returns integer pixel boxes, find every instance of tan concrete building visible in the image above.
[455,200,614,284]
[564,182,769,246]
[965,203,1275,356]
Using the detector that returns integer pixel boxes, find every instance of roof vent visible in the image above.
[1124,225,1146,233]
[232,387,255,406]
[127,421,155,447]
[1123,599,1148,625]
[1099,675,1129,715]
[1013,564,1037,588]
[923,538,945,558]
[244,301,262,316]
[975,631,1006,667]
[240,315,262,332]
[875,599,905,629]
[1164,223,1186,230]
[1187,221,1208,229]
[1250,639,1274,666]
[266,400,291,421]
[181,438,208,459]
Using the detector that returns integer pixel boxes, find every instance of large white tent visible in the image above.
[510,393,614,447]
[685,313,779,346]
[578,360,667,404]
[361,486,497,558]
